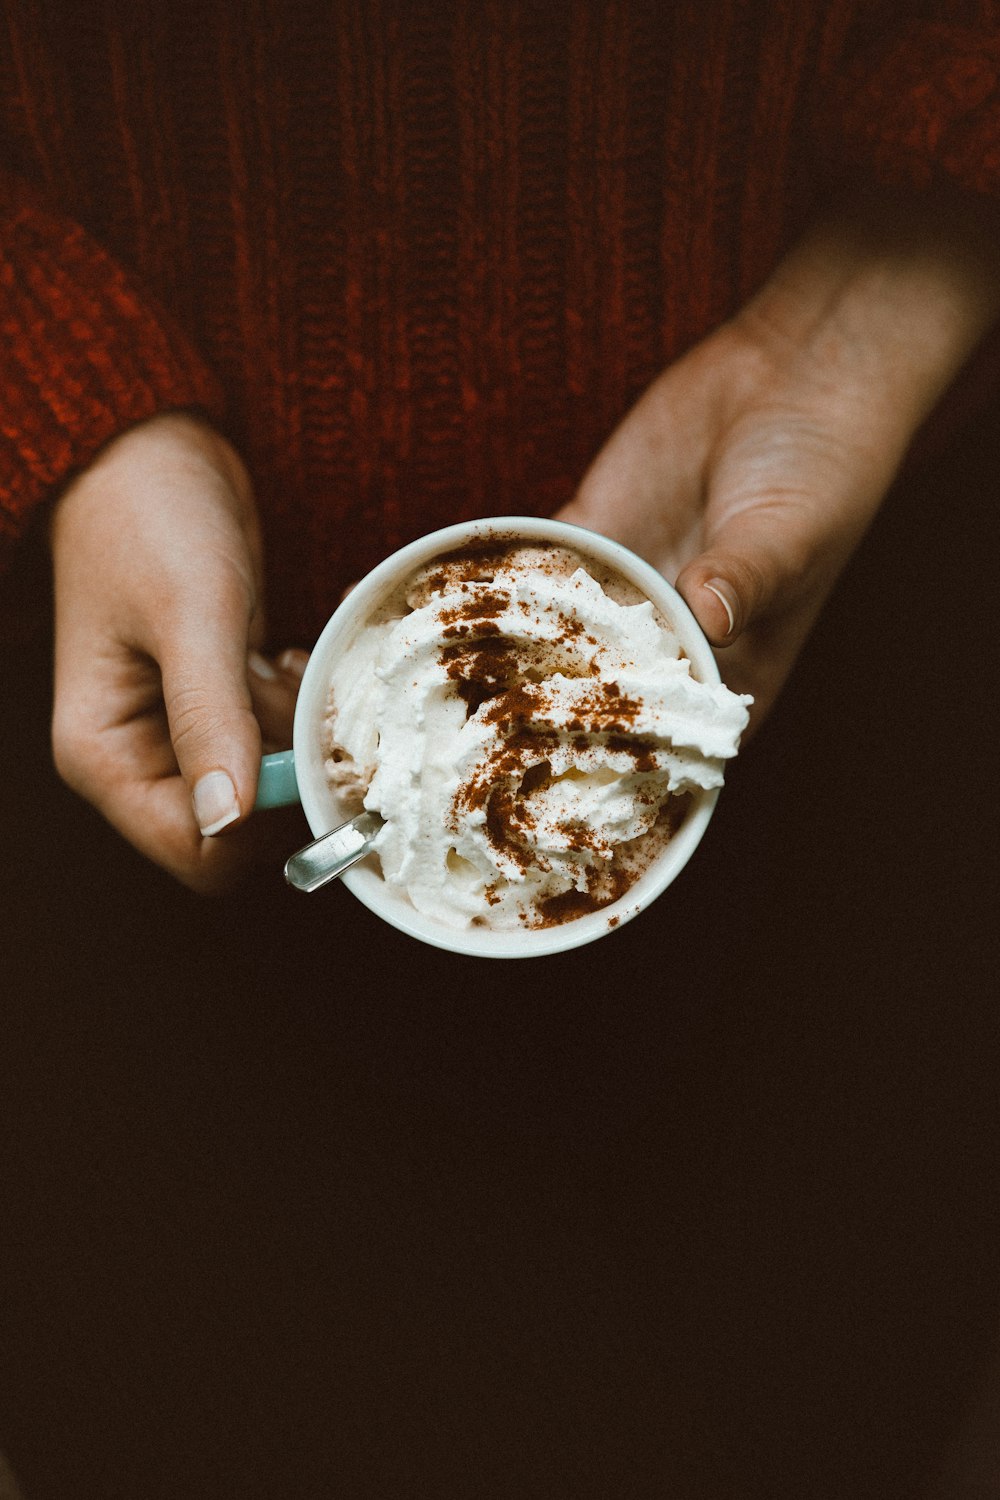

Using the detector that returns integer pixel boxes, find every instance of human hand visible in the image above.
[49,412,308,891]
[558,188,1000,731]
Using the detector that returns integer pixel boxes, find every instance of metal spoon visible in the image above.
[284,810,384,893]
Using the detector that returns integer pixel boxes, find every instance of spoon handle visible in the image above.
[284,811,384,893]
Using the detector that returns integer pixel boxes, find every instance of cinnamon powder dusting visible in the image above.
[428,539,692,929]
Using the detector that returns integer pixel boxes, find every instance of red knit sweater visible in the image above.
[2,0,1000,645]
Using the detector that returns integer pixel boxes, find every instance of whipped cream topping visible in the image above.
[323,540,751,929]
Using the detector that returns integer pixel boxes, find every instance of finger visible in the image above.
[674,503,815,647]
[54,690,305,893]
[247,649,300,746]
[277,648,309,682]
[109,766,308,894]
[155,580,261,837]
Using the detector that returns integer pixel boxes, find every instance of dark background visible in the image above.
[1,412,998,1499]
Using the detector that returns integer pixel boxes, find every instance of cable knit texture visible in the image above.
[1,0,999,643]
[815,17,1000,193]
[0,178,223,545]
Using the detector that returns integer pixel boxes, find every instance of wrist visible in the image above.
[49,411,261,645]
[51,411,254,551]
[735,186,1000,446]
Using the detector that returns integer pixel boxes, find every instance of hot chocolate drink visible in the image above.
[321,531,751,931]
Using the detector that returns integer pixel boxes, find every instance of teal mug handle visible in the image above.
[255,749,301,809]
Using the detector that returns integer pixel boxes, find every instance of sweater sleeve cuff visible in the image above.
[812,21,1000,200]
[1,181,225,568]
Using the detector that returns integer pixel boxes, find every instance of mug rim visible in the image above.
[292,515,724,959]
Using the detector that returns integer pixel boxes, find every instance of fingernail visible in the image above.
[704,579,736,636]
[248,650,277,681]
[278,650,308,680]
[192,770,241,837]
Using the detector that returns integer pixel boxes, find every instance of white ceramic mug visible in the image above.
[257,515,727,959]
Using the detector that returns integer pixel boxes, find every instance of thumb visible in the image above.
[674,505,813,647]
[158,594,262,837]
